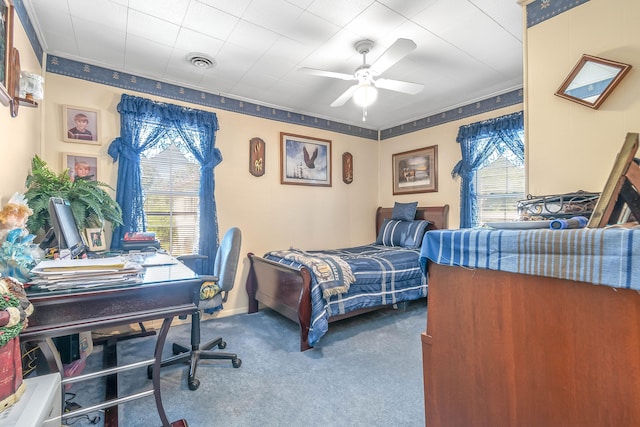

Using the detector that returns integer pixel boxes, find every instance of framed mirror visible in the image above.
[555,54,632,109]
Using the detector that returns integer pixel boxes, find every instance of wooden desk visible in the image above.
[21,262,202,427]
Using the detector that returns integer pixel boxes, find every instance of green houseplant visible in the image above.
[24,155,123,236]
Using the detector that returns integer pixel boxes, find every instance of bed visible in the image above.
[245,204,449,351]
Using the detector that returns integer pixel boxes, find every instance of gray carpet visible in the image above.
[62,301,427,427]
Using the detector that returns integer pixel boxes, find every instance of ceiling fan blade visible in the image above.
[370,38,417,75]
[298,67,356,81]
[375,78,424,95]
[330,85,359,107]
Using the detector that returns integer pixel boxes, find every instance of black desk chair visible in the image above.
[148,227,242,390]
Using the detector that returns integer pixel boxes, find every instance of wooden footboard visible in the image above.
[246,252,313,351]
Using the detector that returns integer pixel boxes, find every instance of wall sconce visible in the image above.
[19,71,44,102]
[7,48,40,117]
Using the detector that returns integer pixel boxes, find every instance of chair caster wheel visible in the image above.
[188,379,200,391]
[232,358,242,368]
[147,365,153,379]
[218,340,227,349]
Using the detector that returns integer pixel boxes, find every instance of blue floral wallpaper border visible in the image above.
[13,0,43,66]
[380,89,523,140]
[526,0,590,28]
[46,56,381,140]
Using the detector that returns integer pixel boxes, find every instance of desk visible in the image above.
[21,262,202,427]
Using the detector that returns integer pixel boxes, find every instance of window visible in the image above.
[140,143,200,255]
[474,154,525,225]
[453,111,524,228]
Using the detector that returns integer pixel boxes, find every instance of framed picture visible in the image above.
[63,105,100,144]
[63,153,98,182]
[392,145,438,195]
[0,0,14,107]
[85,228,106,252]
[280,132,332,187]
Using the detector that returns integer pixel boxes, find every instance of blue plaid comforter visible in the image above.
[420,227,640,290]
[265,244,427,346]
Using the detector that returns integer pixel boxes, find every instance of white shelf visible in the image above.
[0,373,62,427]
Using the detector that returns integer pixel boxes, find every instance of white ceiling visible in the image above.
[23,0,524,130]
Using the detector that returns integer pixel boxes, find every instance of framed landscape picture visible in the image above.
[63,105,100,144]
[280,132,332,187]
[392,145,438,195]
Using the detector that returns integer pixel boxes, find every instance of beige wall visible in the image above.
[43,74,379,315]
[3,11,523,318]
[525,0,640,195]
[0,15,42,200]
[379,104,523,230]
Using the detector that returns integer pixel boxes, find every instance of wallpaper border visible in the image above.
[526,0,590,27]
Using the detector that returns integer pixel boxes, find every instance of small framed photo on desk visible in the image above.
[85,228,106,252]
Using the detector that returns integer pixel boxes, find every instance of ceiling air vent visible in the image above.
[186,53,215,69]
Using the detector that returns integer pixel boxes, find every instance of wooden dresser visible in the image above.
[420,228,640,427]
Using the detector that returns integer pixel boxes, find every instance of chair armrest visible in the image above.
[177,254,208,271]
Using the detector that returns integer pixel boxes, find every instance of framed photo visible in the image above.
[280,132,331,187]
[85,228,106,252]
[62,153,98,181]
[392,145,438,195]
[63,105,100,144]
[0,0,14,107]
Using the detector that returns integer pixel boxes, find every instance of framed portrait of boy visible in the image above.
[63,105,100,144]
[63,153,98,182]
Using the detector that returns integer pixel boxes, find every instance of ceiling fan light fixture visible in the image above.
[352,82,378,107]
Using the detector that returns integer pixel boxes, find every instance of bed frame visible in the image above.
[245,205,449,351]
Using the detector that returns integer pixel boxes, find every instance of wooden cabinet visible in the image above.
[422,263,640,427]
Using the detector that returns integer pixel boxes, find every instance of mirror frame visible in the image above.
[555,54,632,109]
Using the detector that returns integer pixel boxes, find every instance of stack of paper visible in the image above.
[30,256,144,290]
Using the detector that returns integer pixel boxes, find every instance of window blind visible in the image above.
[475,155,525,225]
[140,143,200,255]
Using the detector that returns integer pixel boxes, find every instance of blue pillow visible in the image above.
[375,219,431,248]
[391,202,418,221]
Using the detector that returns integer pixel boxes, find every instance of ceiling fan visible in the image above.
[299,38,424,120]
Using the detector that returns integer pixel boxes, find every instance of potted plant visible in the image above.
[23,155,123,237]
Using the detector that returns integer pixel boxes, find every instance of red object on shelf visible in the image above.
[124,232,157,241]
[0,337,25,413]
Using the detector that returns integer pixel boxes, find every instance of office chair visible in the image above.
[148,227,242,391]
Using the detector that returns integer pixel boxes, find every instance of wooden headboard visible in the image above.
[375,205,450,235]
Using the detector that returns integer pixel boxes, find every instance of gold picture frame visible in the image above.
[85,227,106,252]
[63,105,100,144]
[280,132,332,187]
[392,145,438,195]
[62,152,98,182]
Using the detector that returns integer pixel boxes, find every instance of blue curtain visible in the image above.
[108,94,222,274]
[452,111,524,228]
